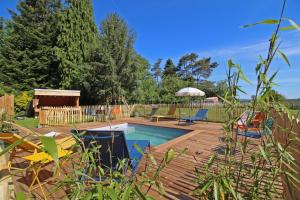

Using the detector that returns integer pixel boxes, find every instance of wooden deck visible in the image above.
[3,118,283,199]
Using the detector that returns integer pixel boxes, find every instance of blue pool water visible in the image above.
[124,124,188,146]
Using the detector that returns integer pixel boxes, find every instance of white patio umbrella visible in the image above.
[175,87,205,119]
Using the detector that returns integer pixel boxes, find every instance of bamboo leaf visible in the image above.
[278,50,291,67]
[206,154,216,169]
[106,188,118,200]
[40,136,59,164]
[155,181,165,195]
[16,192,25,200]
[165,149,175,164]
[286,19,300,31]
[122,184,132,200]
[214,181,219,200]
[243,19,279,28]
[269,71,278,83]
[148,154,157,166]
[133,143,144,155]
[134,185,147,200]
[0,139,23,156]
[259,145,270,164]
[236,64,252,84]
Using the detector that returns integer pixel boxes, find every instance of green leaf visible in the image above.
[278,50,290,67]
[148,154,157,166]
[106,188,118,200]
[259,145,270,164]
[243,19,279,28]
[206,154,216,169]
[269,71,278,83]
[155,181,165,195]
[134,143,144,154]
[286,19,300,31]
[0,139,23,156]
[16,192,25,200]
[236,64,252,84]
[122,184,132,200]
[214,181,219,200]
[165,149,175,164]
[40,136,59,164]
[134,185,147,200]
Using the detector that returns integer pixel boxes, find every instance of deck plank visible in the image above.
[5,118,283,199]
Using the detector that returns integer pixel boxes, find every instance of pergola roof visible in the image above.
[34,89,80,97]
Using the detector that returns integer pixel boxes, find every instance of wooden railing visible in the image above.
[39,104,135,127]
[272,110,300,200]
[0,95,14,120]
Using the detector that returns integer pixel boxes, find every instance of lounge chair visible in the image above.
[109,105,122,120]
[179,109,208,124]
[145,107,159,118]
[235,111,264,130]
[77,130,150,180]
[0,132,76,170]
[0,132,76,152]
[237,118,273,139]
[152,106,176,122]
[0,132,74,199]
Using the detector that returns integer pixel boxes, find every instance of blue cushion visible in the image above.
[126,140,150,173]
[238,131,261,138]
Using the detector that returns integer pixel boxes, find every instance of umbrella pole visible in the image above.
[189,96,191,119]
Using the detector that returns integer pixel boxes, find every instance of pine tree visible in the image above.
[151,58,162,82]
[0,0,62,91]
[94,13,140,102]
[0,17,3,40]
[193,57,218,84]
[0,17,4,57]
[55,0,98,89]
[163,58,176,77]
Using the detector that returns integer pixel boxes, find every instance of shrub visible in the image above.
[15,91,32,114]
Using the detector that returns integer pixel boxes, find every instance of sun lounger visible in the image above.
[235,111,264,130]
[179,109,208,124]
[237,118,273,139]
[152,106,176,122]
[145,107,159,118]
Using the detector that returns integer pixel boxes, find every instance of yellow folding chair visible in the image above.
[0,132,76,170]
[23,147,73,199]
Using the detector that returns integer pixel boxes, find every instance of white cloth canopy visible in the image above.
[175,87,205,97]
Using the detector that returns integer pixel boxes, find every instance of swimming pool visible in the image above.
[89,123,189,146]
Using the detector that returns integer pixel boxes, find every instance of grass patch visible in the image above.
[14,117,38,129]
[134,106,245,122]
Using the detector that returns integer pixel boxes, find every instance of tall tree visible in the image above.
[0,0,62,90]
[55,0,98,89]
[91,13,144,103]
[177,53,198,81]
[0,17,3,40]
[177,53,218,83]
[151,58,162,82]
[193,57,219,84]
[163,58,177,77]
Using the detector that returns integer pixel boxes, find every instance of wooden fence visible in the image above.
[39,104,135,127]
[272,110,300,200]
[0,95,14,120]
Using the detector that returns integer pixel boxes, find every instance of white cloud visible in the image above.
[200,32,300,60]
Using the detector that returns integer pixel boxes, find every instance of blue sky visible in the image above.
[1,0,300,99]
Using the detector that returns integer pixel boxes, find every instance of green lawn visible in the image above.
[133,106,245,122]
[14,117,38,129]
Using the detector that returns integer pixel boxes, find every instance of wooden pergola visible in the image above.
[33,89,80,116]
